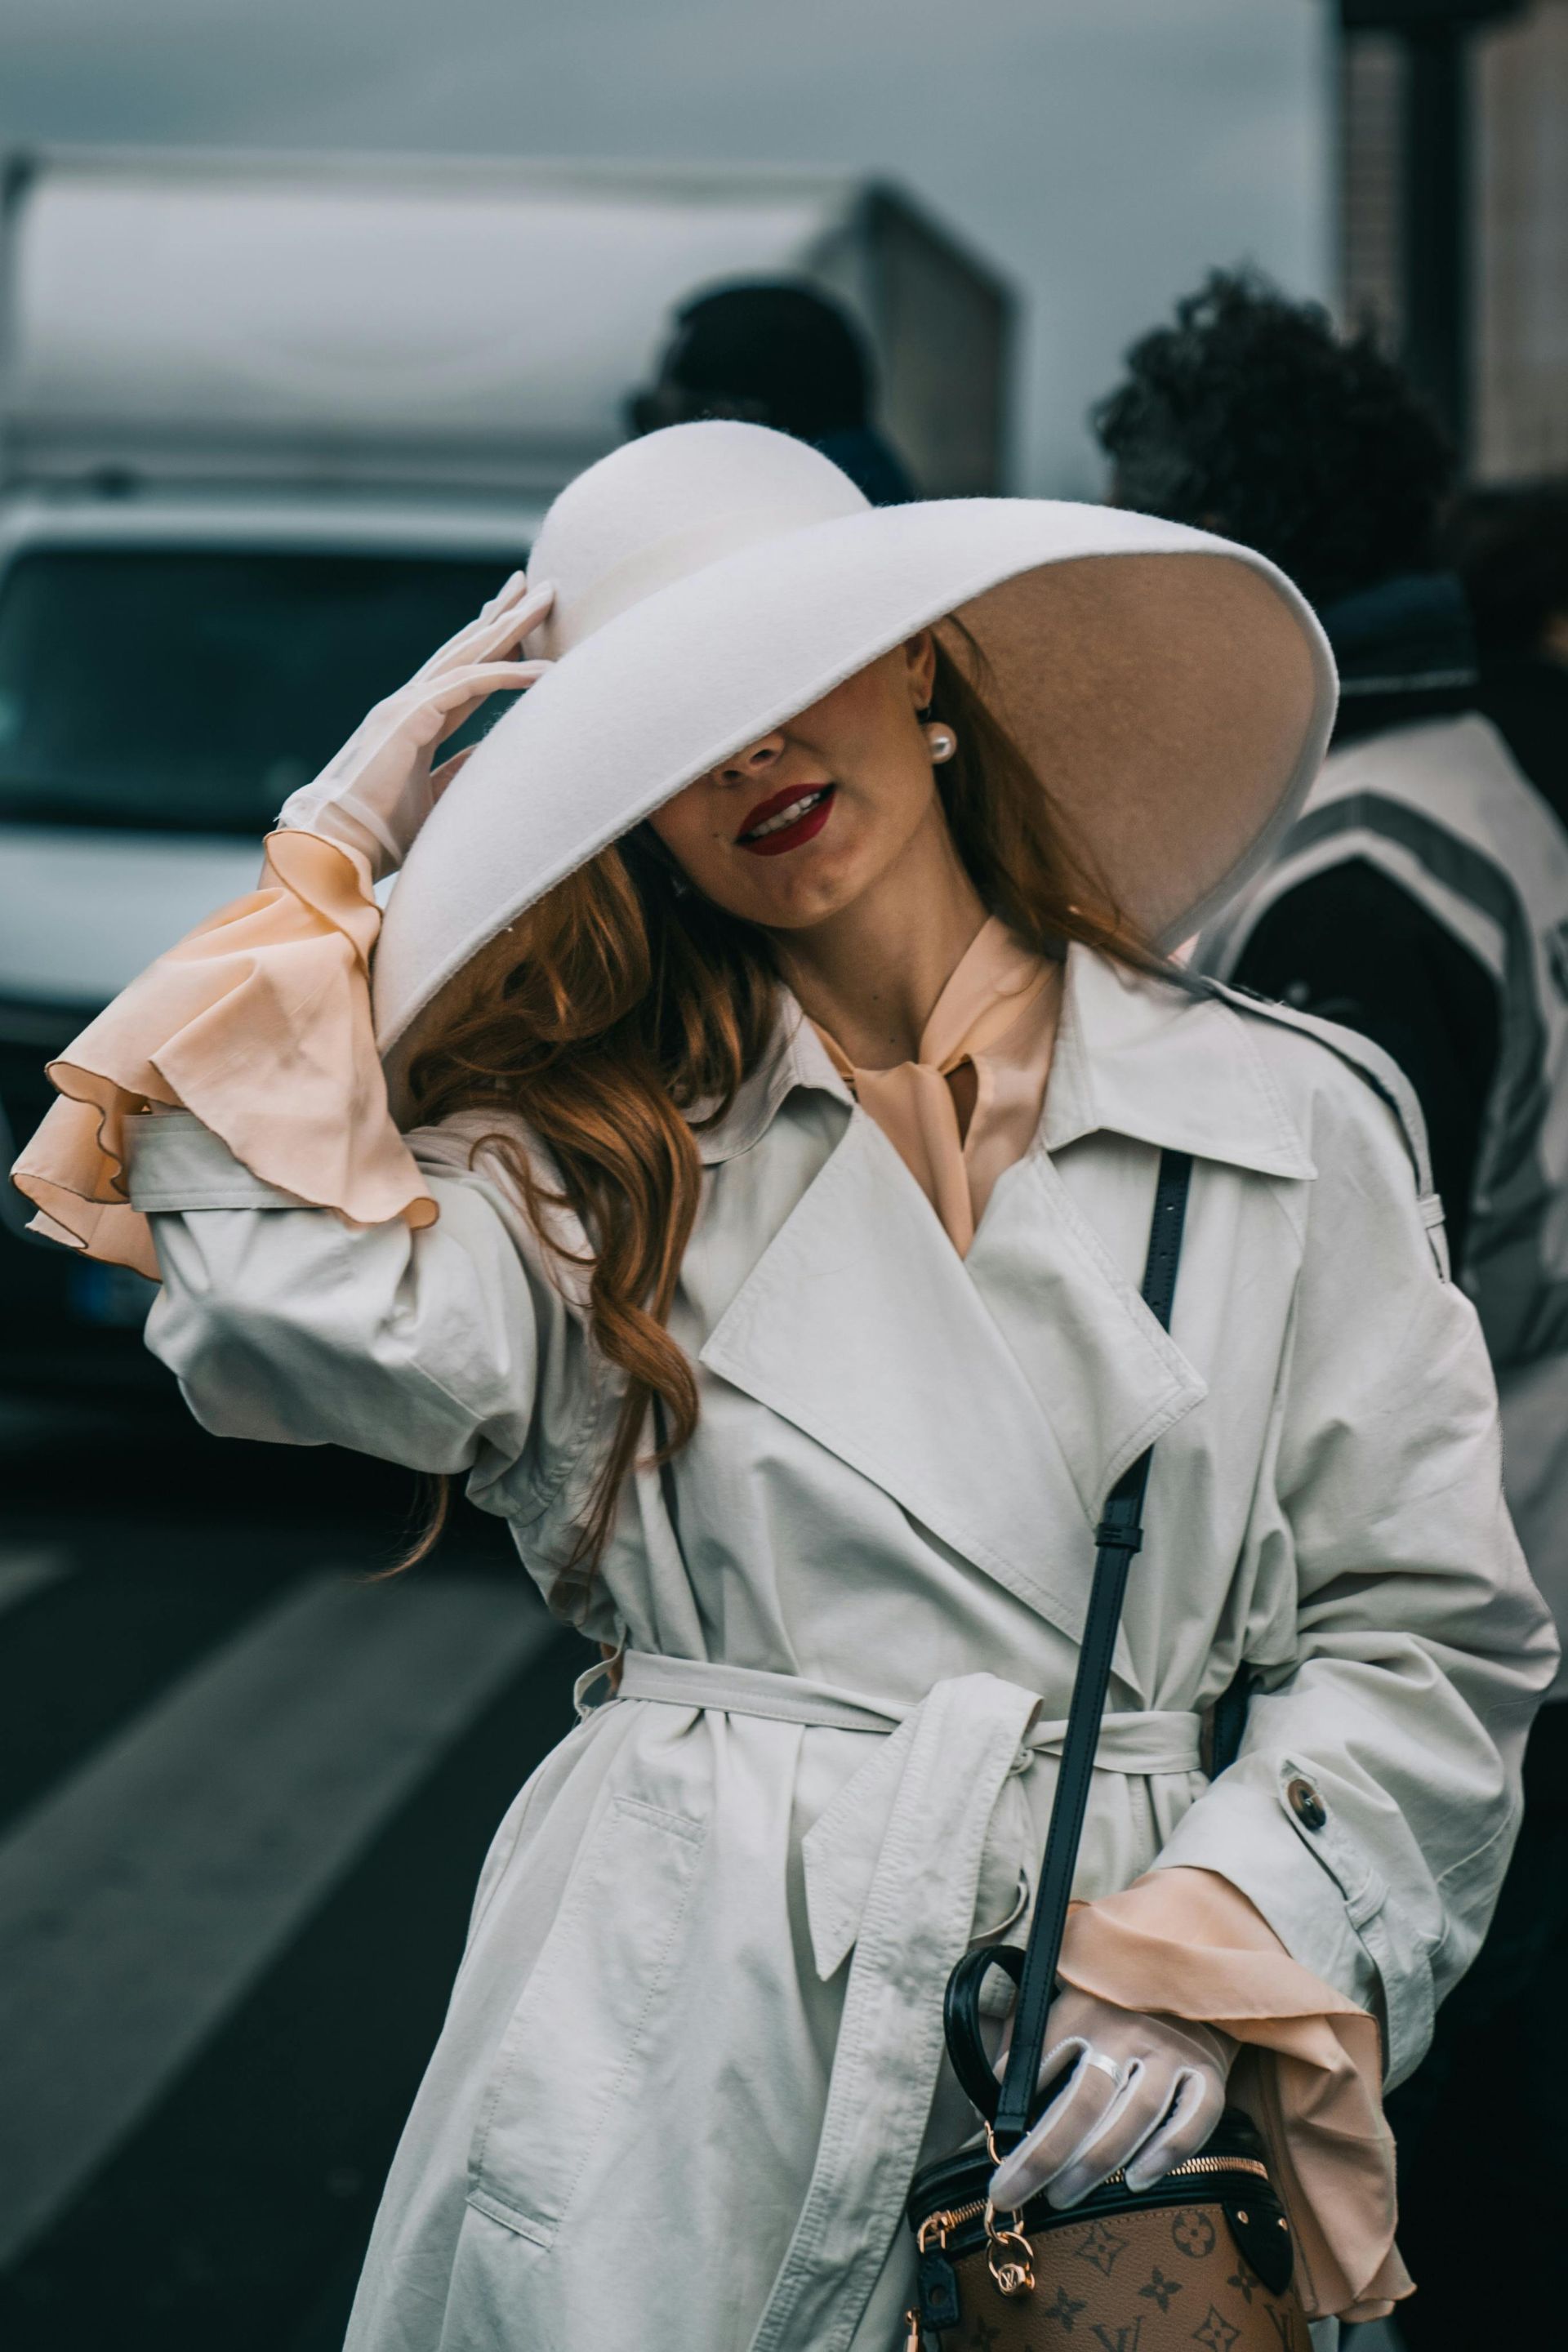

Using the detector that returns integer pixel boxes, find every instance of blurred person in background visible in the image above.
[629,278,916,504]
[1443,480,1568,831]
[1094,271,1568,2345]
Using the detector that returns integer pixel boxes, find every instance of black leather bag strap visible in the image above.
[992,1147,1193,2152]
[1209,1662,1254,1780]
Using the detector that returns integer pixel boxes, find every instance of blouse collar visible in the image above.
[692,939,1312,1182]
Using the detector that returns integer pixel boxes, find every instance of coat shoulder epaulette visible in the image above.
[1203,975,1437,1206]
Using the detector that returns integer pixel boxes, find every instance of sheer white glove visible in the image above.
[989,1989,1233,2214]
[275,569,555,882]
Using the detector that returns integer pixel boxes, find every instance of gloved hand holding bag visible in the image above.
[990,1988,1234,2212]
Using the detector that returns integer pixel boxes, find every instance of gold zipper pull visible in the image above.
[903,2309,925,2350]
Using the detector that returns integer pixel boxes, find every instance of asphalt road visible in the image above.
[0,1390,581,2352]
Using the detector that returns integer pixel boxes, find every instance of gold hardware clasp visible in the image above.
[983,2200,1036,2298]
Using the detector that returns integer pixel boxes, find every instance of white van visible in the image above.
[0,149,1012,1384]
[0,492,533,1383]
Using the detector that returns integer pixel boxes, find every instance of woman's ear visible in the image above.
[903,629,938,711]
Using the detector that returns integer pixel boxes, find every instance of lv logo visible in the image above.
[1090,2325,1143,2351]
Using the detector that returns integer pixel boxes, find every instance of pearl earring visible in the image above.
[924,721,957,765]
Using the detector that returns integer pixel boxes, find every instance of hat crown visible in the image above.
[528,421,869,657]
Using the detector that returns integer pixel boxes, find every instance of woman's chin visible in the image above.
[748,874,871,932]
[702,851,862,931]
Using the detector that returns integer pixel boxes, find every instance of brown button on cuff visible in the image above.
[1286,1775,1326,1831]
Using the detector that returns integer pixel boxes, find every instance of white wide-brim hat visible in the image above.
[372,421,1334,1055]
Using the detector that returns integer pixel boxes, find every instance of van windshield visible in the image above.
[0,546,516,834]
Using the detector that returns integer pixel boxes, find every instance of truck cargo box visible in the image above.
[0,149,1014,501]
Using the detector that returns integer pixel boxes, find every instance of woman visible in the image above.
[16,423,1555,2350]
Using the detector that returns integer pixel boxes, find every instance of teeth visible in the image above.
[744,789,825,840]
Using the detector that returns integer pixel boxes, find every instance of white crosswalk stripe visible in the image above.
[0,1568,554,2266]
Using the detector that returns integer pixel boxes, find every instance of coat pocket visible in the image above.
[466,1791,705,2246]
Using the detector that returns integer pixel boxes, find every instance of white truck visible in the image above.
[0,147,1013,1380]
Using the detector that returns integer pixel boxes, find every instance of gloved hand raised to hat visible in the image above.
[276,570,555,883]
[989,1988,1234,2215]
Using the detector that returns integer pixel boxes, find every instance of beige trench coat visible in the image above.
[123,944,1557,2352]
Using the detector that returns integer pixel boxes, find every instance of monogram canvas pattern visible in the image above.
[933,2202,1307,2352]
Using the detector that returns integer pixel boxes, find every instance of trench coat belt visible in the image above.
[599,1649,1205,2352]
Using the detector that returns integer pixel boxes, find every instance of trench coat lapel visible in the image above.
[964,1146,1208,1526]
[698,1025,1211,1670]
[701,1102,1123,1648]
[698,953,1311,1665]
[957,949,1313,1518]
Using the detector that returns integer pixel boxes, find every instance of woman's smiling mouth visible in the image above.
[736,782,837,858]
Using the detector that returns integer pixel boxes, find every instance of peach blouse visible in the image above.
[808,917,1062,1257]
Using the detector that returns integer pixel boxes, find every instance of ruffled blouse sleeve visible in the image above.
[1060,1865,1409,2324]
[10,830,434,1281]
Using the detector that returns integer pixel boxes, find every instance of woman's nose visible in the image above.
[715,732,786,786]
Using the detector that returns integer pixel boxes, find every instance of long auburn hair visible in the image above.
[400,627,1156,1613]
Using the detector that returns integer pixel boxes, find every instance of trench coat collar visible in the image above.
[690,942,1314,1180]
[1040,944,1314,1178]
[690,1000,849,1165]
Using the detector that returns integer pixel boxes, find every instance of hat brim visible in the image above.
[372,498,1334,1054]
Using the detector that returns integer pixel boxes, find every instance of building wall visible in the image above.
[1339,32,1405,353]
[1477,0,1568,478]
[1338,0,1568,481]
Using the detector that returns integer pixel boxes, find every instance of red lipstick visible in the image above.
[736,782,836,858]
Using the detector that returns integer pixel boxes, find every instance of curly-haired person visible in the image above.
[1098,270,1568,2348]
